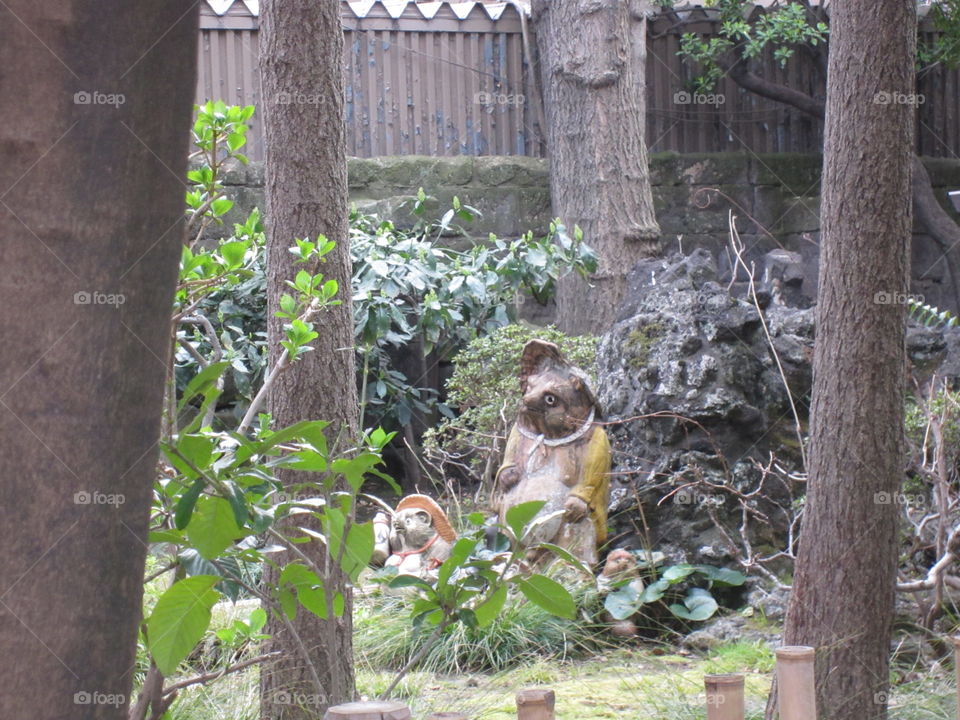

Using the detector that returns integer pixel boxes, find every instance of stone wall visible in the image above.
[213,153,960,310]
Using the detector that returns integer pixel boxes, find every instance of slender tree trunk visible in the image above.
[0,3,197,719]
[778,2,916,719]
[532,0,660,335]
[259,1,358,717]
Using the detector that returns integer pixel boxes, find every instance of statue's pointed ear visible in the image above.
[519,339,565,392]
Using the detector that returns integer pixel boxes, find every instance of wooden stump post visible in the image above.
[704,673,745,720]
[776,646,817,720]
[324,701,412,720]
[516,689,555,720]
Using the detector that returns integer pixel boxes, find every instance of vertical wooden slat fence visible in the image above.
[196,1,960,161]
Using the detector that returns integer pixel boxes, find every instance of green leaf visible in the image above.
[186,496,245,560]
[604,584,642,621]
[147,575,220,676]
[219,240,247,269]
[505,500,546,541]
[473,583,507,628]
[669,588,719,622]
[174,478,206,530]
[662,564,697,583]
[513,575,576,619]
[694,565,747,587]
[388,574,435,593]
[339,521,375,583]
[211,197,234,217]
[178,362,230,413]
[279,564,328,619]
[437,536,475,589]
[639,578,670,604]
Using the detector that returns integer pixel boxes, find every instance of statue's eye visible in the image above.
[544,393,557,407]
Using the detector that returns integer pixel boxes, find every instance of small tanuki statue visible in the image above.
[494,339,611,565]
[371,494,456,579]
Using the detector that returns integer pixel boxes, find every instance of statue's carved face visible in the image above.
[393,508,435,550]
[521,369,593,438]
[517,339,598,439]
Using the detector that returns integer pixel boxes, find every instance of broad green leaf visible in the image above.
[339,521,375,583]
[389,574,436,593]
[639,578,670,604]
[662,564,697,583]
[178,362,230,413]
[174,478,206,530]
[147,575,220,676]
[513,575,576,619]
[437,537,475,589]
[186,496,245,559]
[669,588,719,622]
[473,583,507,628]
[695,565,747,587]
[279,564,328,619]
[505,500,546,541]
[604,584,642,621]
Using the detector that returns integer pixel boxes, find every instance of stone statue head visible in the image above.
[519,340,600,438]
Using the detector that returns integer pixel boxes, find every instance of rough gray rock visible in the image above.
[598,250,812,568]
[597,248,960,584]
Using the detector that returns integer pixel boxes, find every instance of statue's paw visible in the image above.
[563,495,589,522]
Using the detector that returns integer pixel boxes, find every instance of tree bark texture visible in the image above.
[533,0,661,335]
[259,0,359,717]
[780,2,916,719]
[0,2,198,719]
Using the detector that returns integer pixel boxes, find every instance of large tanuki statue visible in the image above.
[494,340,611,565]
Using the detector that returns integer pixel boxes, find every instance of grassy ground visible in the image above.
[158,596,959,720]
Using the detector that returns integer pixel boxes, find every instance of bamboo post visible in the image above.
[324,701,412,720]
[704,673,745,720]
[776,646,817,720]
[953,636,960,720]
[516,689,555,720]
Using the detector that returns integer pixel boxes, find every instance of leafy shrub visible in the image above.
[423,324,599,487]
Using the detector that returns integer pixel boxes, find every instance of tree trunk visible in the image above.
[779,1,916,718]
[259,1,359,717]
[0,3,197,719]
[532,0,660,335]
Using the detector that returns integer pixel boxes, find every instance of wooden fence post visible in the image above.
[776,646,817,720]
[516,689,555,720]
[324,701,412,720]
[704,673,745,720]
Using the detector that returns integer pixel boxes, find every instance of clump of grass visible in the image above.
[355,584,612,676]
[701,640,775,675]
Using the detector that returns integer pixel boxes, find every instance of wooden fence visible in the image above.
[197,1,960,161]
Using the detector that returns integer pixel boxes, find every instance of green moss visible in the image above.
[624,322,665,369]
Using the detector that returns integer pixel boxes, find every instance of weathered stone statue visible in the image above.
[494,340,611,565]
[371,494,456,578]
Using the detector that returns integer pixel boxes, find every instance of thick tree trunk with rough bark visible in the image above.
[0,3,197,719]
[532,0,660,335]
[778,1,916,718]
[259,1,359,717]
